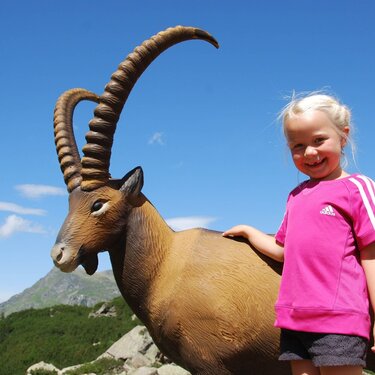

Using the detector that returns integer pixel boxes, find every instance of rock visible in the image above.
[88,302,117,318]
[125,352,154,369]
[157,364,191,375]
[26,361,59,374]
[144,343,162,363]
[100,325,153,360]
[128,367,158,375]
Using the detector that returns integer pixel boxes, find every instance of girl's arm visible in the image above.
[222,224,284,262]
[360,242,375,353]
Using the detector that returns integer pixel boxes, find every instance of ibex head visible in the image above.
[51,26,218,275]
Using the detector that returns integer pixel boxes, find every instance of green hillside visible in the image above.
[0,297,140,375]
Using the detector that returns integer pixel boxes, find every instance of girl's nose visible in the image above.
[304,145,318,157]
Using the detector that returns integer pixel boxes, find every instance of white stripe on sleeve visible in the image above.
[349,176,375,230]
[358,175,375,206]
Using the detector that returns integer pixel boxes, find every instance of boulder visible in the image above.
[125,352,154,369]
[128,367,158,375]
[88,302,117,318]
[26,361,59,375]
[100,325,153,360]
[157,364,191,375]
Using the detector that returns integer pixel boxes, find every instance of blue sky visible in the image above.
[1,0,375,302]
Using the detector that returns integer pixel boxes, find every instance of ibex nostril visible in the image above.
[56,251,63,262]
[54,246,64,263]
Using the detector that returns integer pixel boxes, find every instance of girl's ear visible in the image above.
[341,126,350,148]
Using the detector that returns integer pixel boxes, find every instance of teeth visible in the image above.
[307,159,322,166]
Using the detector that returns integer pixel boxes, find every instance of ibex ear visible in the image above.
[119,166,144,197]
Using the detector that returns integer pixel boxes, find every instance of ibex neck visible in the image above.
[109,195,173,323]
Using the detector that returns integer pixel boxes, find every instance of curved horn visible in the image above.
[54,88,100,192]
[81,26,219,191]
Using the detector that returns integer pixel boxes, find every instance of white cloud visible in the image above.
[0,202,46,216]
[0,215,46,238]
[15,184,67,199]
[148,132,165,145]
[166,216,217,231]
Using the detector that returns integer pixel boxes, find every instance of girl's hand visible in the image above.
[223,224,284,262]
[222,225,251,239]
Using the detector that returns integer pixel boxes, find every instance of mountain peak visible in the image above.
[0,267,120,317]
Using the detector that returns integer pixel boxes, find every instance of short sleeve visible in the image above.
[275,209,287,246]
[348,175,375,250]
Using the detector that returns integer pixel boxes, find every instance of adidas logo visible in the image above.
[320,205,335,216]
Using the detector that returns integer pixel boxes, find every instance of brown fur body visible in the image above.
[97,193,288,374]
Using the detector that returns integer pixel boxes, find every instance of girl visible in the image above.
[223,93,375,375]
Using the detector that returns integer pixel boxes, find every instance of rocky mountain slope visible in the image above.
[0,267,120,316]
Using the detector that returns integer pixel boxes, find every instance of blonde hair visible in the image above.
[280,92,356,167]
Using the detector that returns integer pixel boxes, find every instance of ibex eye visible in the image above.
[90,201,110,217]
[92,201,104,212]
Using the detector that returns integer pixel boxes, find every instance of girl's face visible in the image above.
[284,110,349,181]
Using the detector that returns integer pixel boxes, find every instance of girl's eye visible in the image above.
[314,138,325,145]
[292,144,304,150]
[92,201,104,212]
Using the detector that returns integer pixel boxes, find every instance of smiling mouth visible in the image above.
[306,158,325,168]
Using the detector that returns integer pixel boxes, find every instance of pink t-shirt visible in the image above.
[275,174,375,339]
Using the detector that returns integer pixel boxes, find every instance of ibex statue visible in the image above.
[51,26,374,374]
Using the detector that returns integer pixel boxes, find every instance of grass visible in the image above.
[0,297,140,375]
[64,358,125,375]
